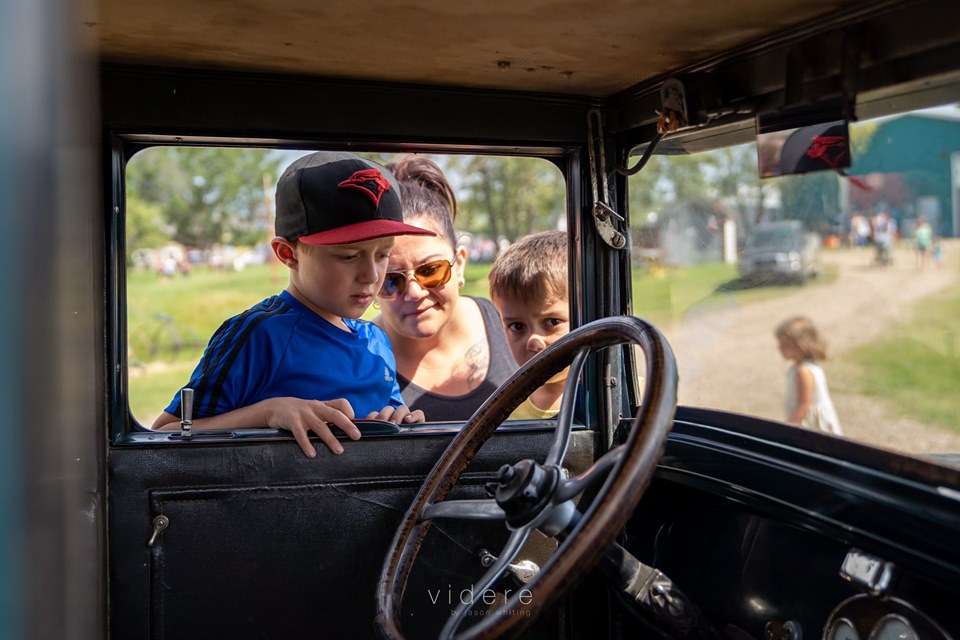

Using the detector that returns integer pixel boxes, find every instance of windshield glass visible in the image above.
[124,150,567,427]
[628,101,960,468]
[746,225,801,249]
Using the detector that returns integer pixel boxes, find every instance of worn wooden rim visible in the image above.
[375,316,677,640]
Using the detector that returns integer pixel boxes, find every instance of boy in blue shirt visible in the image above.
[152,151,435,457]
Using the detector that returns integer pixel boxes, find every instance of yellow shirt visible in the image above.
[509,396,560,420]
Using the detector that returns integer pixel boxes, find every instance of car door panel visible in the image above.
[108,429,597,639]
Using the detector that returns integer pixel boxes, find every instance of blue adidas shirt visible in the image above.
[164,290,403,420]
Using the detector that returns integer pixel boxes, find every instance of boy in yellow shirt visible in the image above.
[488,231,569,419]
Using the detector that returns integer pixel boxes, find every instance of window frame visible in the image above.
[106,133,616,443]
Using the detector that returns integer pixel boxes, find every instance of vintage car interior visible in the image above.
[5,0,960,639]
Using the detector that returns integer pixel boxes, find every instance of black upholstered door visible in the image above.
[107,428,596,640]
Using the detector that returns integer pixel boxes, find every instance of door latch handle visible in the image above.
[147,514,169,547]
[180,388,194,438]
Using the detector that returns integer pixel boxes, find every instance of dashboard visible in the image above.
[621,477,958,640]
[823,549,951,639]
[824,593,951,640]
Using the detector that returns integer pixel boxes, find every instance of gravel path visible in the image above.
[661,239,960,456]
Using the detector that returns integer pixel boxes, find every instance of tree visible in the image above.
[627,155,672,221]
[456,156,565,241]
[125,199,171,265]
[627,146,764,226]
[777,170,841,229]
[126,147,284,249]
[711,144,770,229]
[850,120,880,161]
[668,154,714,201]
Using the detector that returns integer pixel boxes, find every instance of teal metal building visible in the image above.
[851,110,960,237]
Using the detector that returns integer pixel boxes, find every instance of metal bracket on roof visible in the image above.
[840,25,862,122]
[658,77,689,133]
[782,31,860,121]
[587,109,627,250]
[784,45,806,109]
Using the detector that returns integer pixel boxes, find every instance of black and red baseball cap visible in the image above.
[275,151,435,246]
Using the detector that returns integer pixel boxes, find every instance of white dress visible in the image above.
[785,361,843,436]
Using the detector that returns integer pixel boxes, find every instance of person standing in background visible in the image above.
[914,215,933,270]
[774,316,843,436]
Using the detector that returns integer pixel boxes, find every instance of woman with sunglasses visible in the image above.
[372,156,517,420]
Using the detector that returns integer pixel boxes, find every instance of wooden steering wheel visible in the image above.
[375,316,678,640]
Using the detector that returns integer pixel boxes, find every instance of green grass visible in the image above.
[127,262,498,419]
[628,262,838,329]
[462,263,495,299]
[130,255,955,431]
[126,259,837,421]
[127,264,284,422]
[129,361,199,426]
[848,284,960,430]
[629,263,736,327]
[127,264,283,363]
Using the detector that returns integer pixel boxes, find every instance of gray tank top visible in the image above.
[398,296,517,421]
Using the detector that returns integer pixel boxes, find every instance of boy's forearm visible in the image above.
[194,402,273,430]
[154,401,270,431]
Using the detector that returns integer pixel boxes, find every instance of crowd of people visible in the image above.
[849,210,944,269]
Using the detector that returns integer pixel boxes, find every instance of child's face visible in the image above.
[289,237,395,323]
[493,293,570,368]
[777,335,802,361]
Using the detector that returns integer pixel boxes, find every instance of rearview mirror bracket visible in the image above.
[755,29,862,179]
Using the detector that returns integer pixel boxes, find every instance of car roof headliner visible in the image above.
[89,0,858,98]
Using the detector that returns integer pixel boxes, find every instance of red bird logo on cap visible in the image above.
[805,135,849,170]
[338,168,391,206]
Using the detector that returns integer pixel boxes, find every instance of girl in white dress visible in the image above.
[775,316,843,436]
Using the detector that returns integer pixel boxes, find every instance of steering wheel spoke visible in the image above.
[420,498,506,522]
[438,527,533,639]
[544,347,590,467]
[556,445,625,502]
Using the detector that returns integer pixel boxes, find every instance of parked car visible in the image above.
[739,220,820,284]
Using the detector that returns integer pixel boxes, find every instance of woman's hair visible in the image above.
[775,315,828,361]
[387,156,458,248]
[488,230,568,304]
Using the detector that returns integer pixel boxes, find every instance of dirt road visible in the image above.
[662,239,960,455]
